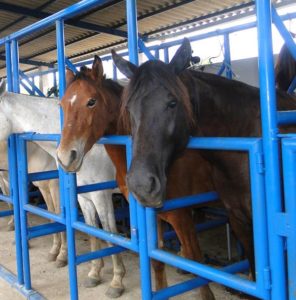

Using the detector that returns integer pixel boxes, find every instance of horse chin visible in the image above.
[57,156,84,173]
[131,192,164,208]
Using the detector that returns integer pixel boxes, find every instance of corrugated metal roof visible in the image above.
[0,0,292,77]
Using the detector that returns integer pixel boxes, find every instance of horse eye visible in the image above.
[167,100,177,108]
[87,98,97,108]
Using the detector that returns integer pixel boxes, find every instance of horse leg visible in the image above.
[0,177,14,231]
[164,209,215,300]
[92,191,126,299]
[37,184,62,262]
[49,179,68,268]
[152,217,168,290]
[78,196,104,288]
[228,212,255,278]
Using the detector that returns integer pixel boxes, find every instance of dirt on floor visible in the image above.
[0,201,251,300]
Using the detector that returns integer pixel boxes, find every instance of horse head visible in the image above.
[112,38,194,207]
[57,55,122,172]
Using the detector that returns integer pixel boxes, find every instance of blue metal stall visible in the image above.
[0,0,296,299]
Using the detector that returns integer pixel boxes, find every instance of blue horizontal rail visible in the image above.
[0,209,14,217]
[277,111,296,125]
[72,221,138,252]
[152,260,250,300]
[76,245,126,265]
[0,194,12,203]
[28,170,59,182]
[77,180,118,194]
[27,222,66,239]
[151,249,261,298]
[163,218,228,241]
[159,192,218,212]
[23,204,65,224]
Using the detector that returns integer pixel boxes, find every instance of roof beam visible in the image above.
[0,2,128,38]
[0,0,56,34]
[0,55,53,67]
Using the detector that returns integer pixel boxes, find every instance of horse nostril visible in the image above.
[70,150,77,163]
[147,175,160,195]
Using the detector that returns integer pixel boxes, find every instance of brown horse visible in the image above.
[56,57,219,300]
[275,34,296,92]
[111,38,296,286]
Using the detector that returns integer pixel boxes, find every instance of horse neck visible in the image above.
[1,92,60,134]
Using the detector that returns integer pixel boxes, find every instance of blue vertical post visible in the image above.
[126,1,152,299]
[164,47,169,64]
[255,1,286,300]
[282,140,296,300]
[8,134,24,285]
[11,39,20,93]
[5,41,13,92]
[223,34,232,79]
[56,19,78,300]
[126,0,139,65]
[113,63,117,80]
[16,136,32,290]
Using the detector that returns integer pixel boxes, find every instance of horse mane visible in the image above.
[275,44,296,91]
[119,60,195,132]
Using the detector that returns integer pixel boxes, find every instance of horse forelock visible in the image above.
[119,61,195,132]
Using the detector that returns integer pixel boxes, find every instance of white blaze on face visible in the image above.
[69,94,77,106]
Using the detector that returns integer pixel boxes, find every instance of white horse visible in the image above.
[0,82,125,298]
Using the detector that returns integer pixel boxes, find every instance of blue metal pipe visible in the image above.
[277,111,296,125]
[77,180,117,194]
[223,34,232,79]
[187,137,260,151]
[153,260,250,300]
[281,139,296,300]
[56,18,79,300]
[5,41,13,92]
[255,1,286,300]
[19,70,45,97]
[159,191,218,212]
[138,38,156,60]
[151,249,262,298]
[272,6,296,62]
[20,81,34,95]
[23,204,65,224]
[0,209,13,217]
[164,47,169,63]
[27,222,66,240]
[288,76,296,95]
[8,135,24,285]
[11,39,20,93]
[72,221,138,252]
[16,136,31,289]
[248,140,271,299]
[163,218,228,241]
[217,64,226,76]
[28,170,59,182]
[126,0,139,65]
[65,58,78,74]
[76,246,126,265]
[0,194,12,203]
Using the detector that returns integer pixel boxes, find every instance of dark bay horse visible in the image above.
[57,57,218,300]
[275,34,296,92]
[112,38,296,283]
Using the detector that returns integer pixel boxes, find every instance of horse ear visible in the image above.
[66,68,75,87]
[111,49,138,79]
[169,38,192,74]
[92,55,104,80]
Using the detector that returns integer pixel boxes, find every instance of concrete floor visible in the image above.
[0,202,250,300]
